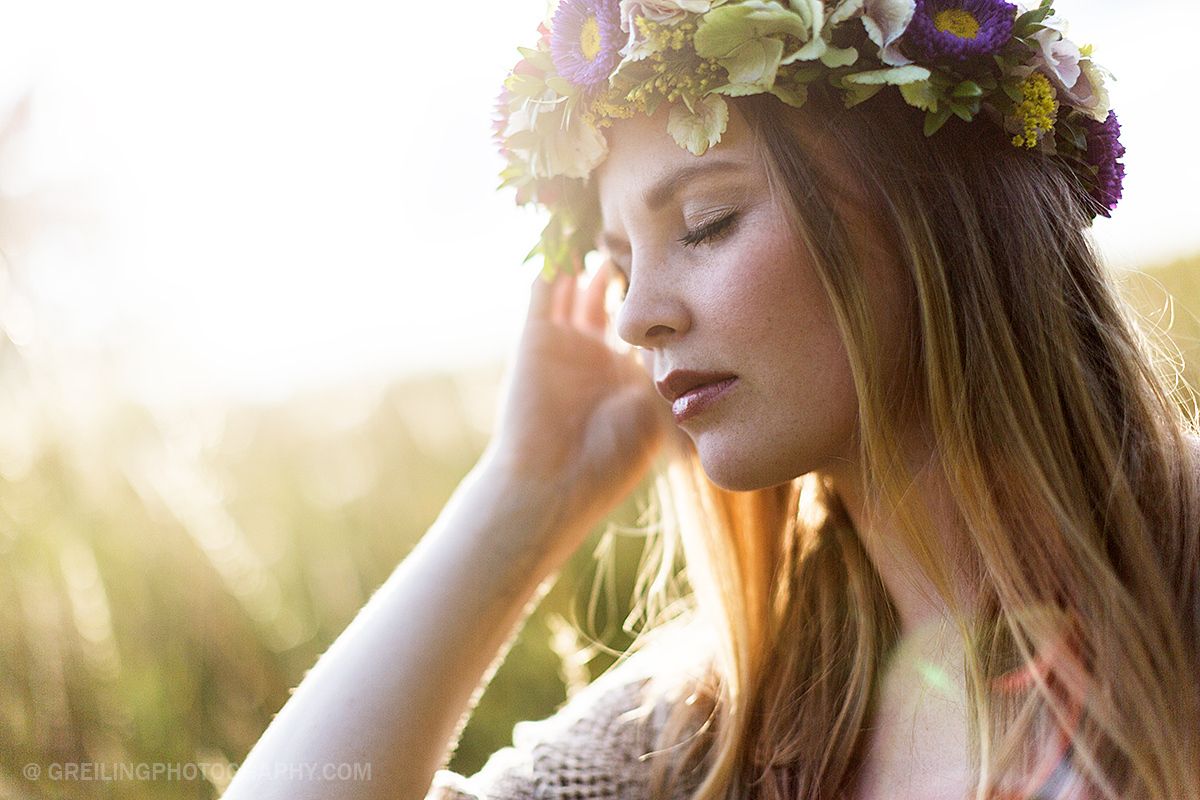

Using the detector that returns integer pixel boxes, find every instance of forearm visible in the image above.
[222,459,582,800]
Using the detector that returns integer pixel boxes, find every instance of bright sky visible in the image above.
[0,0,1196,404]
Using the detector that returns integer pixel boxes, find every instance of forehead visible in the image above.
[595,107,764,224]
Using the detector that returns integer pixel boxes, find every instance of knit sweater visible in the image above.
[427,653,706,800]
[426,652,1097,800]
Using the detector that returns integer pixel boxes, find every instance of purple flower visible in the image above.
[1079,110,1125,216]
[550,0,624,93]
[904,0,1016,63]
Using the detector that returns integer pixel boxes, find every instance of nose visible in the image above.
[614,267,690,348]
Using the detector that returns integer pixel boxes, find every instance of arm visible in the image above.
[221,269,668,800]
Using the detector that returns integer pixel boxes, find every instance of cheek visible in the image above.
[688,235,860,488]
[638,347,655,375]
[712,230,832,344]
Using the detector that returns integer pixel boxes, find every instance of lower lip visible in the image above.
[672,378,736,424]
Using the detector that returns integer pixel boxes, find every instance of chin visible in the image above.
[693,444,805,492]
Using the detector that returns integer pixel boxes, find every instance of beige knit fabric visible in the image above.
[428,654,705,800]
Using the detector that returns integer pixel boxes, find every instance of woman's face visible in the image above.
[597,108,907,491]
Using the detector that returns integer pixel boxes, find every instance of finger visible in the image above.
[575,262,612,335]
[549,272,577,324]
[527,273,556,322]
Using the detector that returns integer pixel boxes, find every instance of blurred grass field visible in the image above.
[0,98,1198,795]
[0,353,660,798]
[3,252,1198,798]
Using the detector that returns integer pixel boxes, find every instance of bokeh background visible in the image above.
[0,1,1197,798]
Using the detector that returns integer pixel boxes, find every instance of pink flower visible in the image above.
[1029,18,1109,119]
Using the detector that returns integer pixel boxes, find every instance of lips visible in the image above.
[655,370,738,424]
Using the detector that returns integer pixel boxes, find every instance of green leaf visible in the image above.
[928,71,956,88]
[667,95,729,155]
[1015,4,1052,32]
[791,64,827,82]
[950,102,974,122]
[842,82,883,108]
[524,238,543,264]
[713,82,773,97]
[783,35,827,64]
[843,65,932,86]
[720,36,785,88]
[517,46,555,73]
[991,96,1016,116]
[819,44,858,69]
[1058,118,1087,150]
[497,165,527,189]
[900,79,938,111]
[924,105,953,136]
[695,2,813,60]
[545,77,576,96]
[504,74,545,95]
[771,81,808,108]
[952,80,984,98]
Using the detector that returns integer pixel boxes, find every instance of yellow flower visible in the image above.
[1012,71,1057,148]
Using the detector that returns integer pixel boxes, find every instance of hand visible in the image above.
[484,265,670,551]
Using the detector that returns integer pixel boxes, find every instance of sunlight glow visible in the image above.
[0,0,1195,403]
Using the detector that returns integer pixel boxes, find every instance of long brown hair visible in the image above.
[639,92,1200,799]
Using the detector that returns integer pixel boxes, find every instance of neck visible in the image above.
[825,444,978,637]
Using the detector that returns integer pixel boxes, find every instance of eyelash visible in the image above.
[679,212,738,248]
[605,210,739,296]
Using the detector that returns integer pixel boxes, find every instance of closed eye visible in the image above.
[679,212,739,248]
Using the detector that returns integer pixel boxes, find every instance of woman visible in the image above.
[223,1,1200,798]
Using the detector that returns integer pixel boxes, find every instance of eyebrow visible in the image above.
[642,158,746,210]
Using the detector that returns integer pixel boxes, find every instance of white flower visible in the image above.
[618,0,727,58]
[620,0,718,25]
[1029,17,1110,120]
[503,102,608,180]
[1031,17,1081,90]
[1071,59,1112,121]
[818,0,865,67]
[540,114,609,179]
[861,0,915,66]
[825,0,865,27]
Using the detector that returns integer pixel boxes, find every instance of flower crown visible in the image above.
[496,0,1124,275]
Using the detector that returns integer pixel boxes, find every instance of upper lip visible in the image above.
[655,370,738,402]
